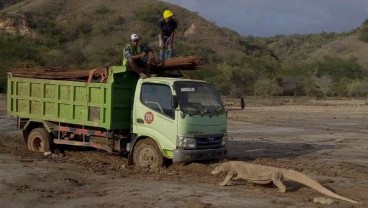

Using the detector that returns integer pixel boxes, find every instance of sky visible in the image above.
[163,0,368,37]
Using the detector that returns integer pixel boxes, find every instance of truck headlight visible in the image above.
[177,136,196,149]
[221,134,228,146]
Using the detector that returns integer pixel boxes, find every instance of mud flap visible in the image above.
[128,154,134,166]
[127,133,139,166]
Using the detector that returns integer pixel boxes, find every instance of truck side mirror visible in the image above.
[172,95,178,109]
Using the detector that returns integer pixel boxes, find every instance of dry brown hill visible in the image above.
[307,35,368,69]
[1,0,249,67]
[1,0,367,97]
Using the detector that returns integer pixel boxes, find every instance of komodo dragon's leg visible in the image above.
[218,171,236,187]
[271,171,287,193]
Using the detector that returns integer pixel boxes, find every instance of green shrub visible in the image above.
[206,69,231,95]
[175,42,219,63]
[62,42,86,67]
[312,56,367,80]
[302,77,315,97]
[95,5,112,15]
[63,21,93,42]
[133,3,165,36]
[276,76,304,96]
[347,80,368,97]
[42,49,64,67]
[0,33,43,65]
[0,0,25,9]
[330,78,350,97]
[0,69,7,93]
[192,63,258,97]
[359,19,368,43]
[253,78,282,97]
[229,68,258,97]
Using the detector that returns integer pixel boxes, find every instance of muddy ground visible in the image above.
[1,94,367,208]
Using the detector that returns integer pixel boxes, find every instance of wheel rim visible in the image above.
[138,147,157,167]
[32,137,43,152]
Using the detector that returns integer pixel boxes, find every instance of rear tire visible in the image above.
[133,138,164,169]
[27,128,51,152]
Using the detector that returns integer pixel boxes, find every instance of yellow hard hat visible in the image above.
[163,10,173,19]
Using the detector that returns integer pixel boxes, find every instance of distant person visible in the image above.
[158,9,177,61]
[123,34,156,78]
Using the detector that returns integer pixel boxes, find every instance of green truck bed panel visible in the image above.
[7,67,138,130]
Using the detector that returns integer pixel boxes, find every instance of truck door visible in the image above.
[134,83,177,152]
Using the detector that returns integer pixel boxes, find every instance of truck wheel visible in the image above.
[133,139,164,169]
[27,128,51,153]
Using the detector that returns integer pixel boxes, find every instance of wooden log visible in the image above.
[9,56,205,80]
[156,56,204,70]
[10,68,96,80]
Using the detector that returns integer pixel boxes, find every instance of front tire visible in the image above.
[133,138,164,169]
[27,128,51,152]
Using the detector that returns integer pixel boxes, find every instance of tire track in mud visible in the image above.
[0,132,219,184]
[1,118,367,192]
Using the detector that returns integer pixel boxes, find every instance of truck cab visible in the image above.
[132,77,227,167]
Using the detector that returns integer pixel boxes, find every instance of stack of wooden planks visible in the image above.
[9,56,204,81]
[10,68,98,80]
[156,56,204,71]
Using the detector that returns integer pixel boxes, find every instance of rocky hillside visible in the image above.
[0,0,268,67]
[0,0,367,97]
[266,32,345,61]
[265,21,368,70]
[307,35,368,69]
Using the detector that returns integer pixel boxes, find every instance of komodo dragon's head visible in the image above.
[211,164,226,175]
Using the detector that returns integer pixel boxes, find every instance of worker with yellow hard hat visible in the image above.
[158,9,177,61]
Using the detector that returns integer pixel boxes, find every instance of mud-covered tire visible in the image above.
[27,128,51,152]
[133,138,164,169]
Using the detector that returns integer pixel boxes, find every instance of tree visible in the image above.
[313,75,332,97]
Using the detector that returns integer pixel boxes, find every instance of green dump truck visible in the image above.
[7,66,242,168]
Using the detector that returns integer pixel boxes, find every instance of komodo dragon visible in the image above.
[211,161,359,204]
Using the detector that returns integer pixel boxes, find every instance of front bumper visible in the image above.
[173,147,227,163]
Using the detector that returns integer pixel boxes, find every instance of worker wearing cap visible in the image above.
[123,34,156,78]
[158,9,177,61]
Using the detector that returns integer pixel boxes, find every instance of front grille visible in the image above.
[195,136,222,149]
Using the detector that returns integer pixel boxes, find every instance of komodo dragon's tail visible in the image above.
[282,169,359,203]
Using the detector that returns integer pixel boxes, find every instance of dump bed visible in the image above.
[7,66,138,130]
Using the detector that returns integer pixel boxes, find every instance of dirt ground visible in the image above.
[1,94,368,208]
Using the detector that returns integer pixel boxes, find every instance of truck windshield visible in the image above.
[174,81,224,115]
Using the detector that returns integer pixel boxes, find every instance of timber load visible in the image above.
[9,56,204,81]
[10,67,99,80]
[156,55,204,70]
